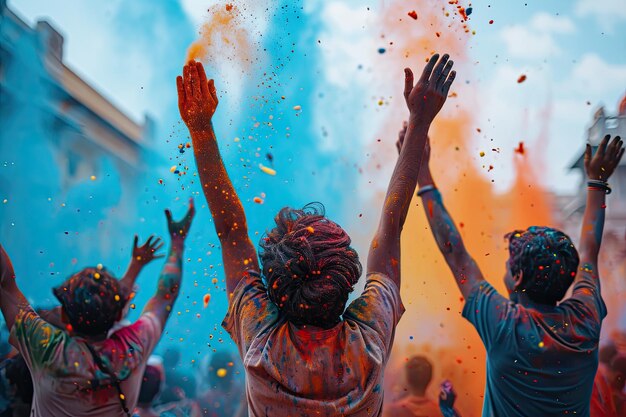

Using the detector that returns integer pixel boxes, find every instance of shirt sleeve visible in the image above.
[222,271,281,357]
[558,264,607,338]
[10,308,66,371]
[343,273,405,358]
[462,281,511,350]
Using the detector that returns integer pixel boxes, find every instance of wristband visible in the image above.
[417,185,437,197]
[587,180,611,195]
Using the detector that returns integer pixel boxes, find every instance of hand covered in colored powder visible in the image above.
[584,134,624,181]
[177,60,218,132]
[404,53,456,124]
[165,198,196,244]
[131,235,165,266]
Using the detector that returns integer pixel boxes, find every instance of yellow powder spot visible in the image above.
[217,368,228,378]
[259,164,276,176]
[293,105,302,111]
[538,341,545,348]
[74,361,79,368]
[114,294,120,302]
[306,226,315,233]
[94,272,101,280]
[119,394,125,400]
[90,175,96,181]
[212,278,218,284]
[479,151,485,157]
[170,165,177,173]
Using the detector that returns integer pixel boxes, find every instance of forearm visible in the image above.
[578,188,606,266]
[419,182,483,296]
[120,260,142,290]
[191,126,249,240]
[381,118,429,231]
[155,241,184,301]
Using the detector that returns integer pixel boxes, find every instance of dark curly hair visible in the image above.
[505,226,579,305]
[53,267,129,336]
[259,203,362,328]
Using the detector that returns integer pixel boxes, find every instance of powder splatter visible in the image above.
[185,3,255,71]
[515,141,525,155]
[259,164,276,176]
[517,74,527,83]
[407,10,418,20]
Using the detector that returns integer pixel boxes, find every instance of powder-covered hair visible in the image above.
[506,226,579,305]
[259,203,362,328]
[53,267,129,336]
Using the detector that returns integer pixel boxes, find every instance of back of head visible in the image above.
[138,365,162,405]
[53,267,128,336]
[259,203,362,328]
[163,347,181,369]
[506,226,579,305]
[405,356,433,394]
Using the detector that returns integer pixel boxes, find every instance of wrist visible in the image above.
[171,238,185,250]
[189,121,213,135]
[408,114,431,130]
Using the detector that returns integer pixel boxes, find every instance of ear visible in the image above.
[513,271,524,290]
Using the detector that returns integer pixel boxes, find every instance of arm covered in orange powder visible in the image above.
[368,53,456,288]
[177,61,259,297]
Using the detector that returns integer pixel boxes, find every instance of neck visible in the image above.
[512,292,556,308]
[409,388,427,398]
[72,331,108,342]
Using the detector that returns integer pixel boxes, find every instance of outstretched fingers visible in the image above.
[437,60,454,91]
[418,53,440,83]
[442,70,456,96]
[183,64,193,101]
[196,61,210,99]
[430,54,450,85]
[208,79,218,104]
[176,76,185,108]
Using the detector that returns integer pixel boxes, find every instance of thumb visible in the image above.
[404,68,414,100]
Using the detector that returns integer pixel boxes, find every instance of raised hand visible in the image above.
[584,135,624,181]
[404,53,456,124]
[132,235,165,265]
[166,198,196,243]
[177,61,218,132]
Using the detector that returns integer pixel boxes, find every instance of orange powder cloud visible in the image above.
[351,2,553,415]
[185,3,255,70]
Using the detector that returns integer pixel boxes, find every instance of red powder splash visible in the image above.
[185,3,255,69]
[517,74,527,83]
[515,141,525,155]
[407,10,418,20]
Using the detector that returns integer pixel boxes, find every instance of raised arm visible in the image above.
[177,60,259,296]
[120,235,165,297]
[0,245,31,332]
[578,135,623,270]
[411,133,484,299]
[367,53,456,286]
[143,199,195,327]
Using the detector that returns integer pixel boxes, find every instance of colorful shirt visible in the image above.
[463,268,607,417]
[223,271,404,416]
[384,395,442,417]
[11,309,162,416]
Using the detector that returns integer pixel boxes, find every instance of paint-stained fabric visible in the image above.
[384,395,442,417]
[462,268,606,417]
[223,271,404,416]
[590,363,618,417]
[11,308,162,416]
